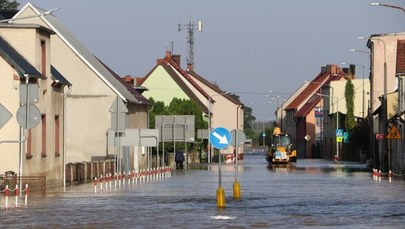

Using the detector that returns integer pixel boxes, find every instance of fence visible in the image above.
[0,174,45,197]
[66,160,115,185]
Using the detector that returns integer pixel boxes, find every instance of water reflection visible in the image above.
[0,153,404,228]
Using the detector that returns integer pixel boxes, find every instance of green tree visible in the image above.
[148,97,167,129]
[148,97,208,153]
[167,98,207,130]
[0,0,19,10]
[345,79,356,131]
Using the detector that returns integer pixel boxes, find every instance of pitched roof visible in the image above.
[51,65,71,86]
[14,3,149,104]
[187,70,244,106]
[294,94,322,118]
[0,36,42,78]
[285,65,346,118]
[141,52,209,113]
[99,59,151,105]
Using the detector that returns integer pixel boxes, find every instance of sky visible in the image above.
[17,0,405,121]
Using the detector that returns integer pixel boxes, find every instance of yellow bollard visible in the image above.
[216,186,225,208]
[233,180,241,199]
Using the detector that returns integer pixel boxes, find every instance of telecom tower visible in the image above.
[178,20,203,70]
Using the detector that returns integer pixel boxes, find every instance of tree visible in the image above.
[148,97,208,152]
[345,79,356,131]
[0,0,19,10]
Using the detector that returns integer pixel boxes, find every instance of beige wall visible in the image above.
[15,5,150,172]
[370,33,405,113]
[0,27,64,188]
[189,75,243,154]
[142,66,189,103]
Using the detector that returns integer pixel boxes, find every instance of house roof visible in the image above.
[294,94,322,118]
[51,65,71,86]
[187,70,244,106]
[14,3,149,105]
[141,52,244,114]
[99,59,151,105]
[0,36,42,78]
[285,65,346,118]
[141,53,209,113]
[0,9,18,21]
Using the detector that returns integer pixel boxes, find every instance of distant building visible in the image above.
[284,65,345,159]
[138,51,244,155]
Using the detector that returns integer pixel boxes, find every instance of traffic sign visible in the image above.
[230,129,246,147]
[209,127,231,149]
[376,133,384,140]
[336,129,344,137]
[343,132,350,143]
[109,97,128,113]
[336,136,343,143]
[16,104,41,129]
[0,103,12,129]
[386,126,401,139]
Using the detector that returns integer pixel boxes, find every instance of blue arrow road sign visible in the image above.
[210,127,232,150]
[336,129,344,137]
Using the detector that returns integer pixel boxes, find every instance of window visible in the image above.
[41,40,46,76]
[26,129,33,159]
[41,114,46,157]
[55,115,60,157]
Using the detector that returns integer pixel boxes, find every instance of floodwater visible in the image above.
[1,150,405,228]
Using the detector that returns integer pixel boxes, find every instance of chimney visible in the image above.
[165,51,171,59]
[172,54,181,67]
[123,75,134,85]
[321,65,327,74]
[187,63,193,71]
[349,64,356,80]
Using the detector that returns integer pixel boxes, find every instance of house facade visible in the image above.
[0,23,69,187]
[12,3,151,175]
[321,78,370,161]
[366,33,405,174]
[284,65,345,159]
[139,51,244,156]
[280,81,309,147]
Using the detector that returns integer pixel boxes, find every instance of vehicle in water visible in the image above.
[266,133,297,164]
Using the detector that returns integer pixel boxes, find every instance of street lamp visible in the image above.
[369,3,405,14]
[0,7,60,23]
[317,93,340,158]
[350,48,370,55]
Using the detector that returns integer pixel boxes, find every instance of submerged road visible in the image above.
[1,150,405,228]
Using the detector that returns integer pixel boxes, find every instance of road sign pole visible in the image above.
[209,127,231,208]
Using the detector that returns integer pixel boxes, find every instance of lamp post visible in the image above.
[317,93,339,158]
[0,7,60,23]
[369,3,405,14]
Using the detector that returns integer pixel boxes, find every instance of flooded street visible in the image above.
[1,150,405,228]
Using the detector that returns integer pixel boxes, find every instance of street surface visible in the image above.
[1,149,404,228]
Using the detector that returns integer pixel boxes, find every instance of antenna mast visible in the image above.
[178,20,203,70]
